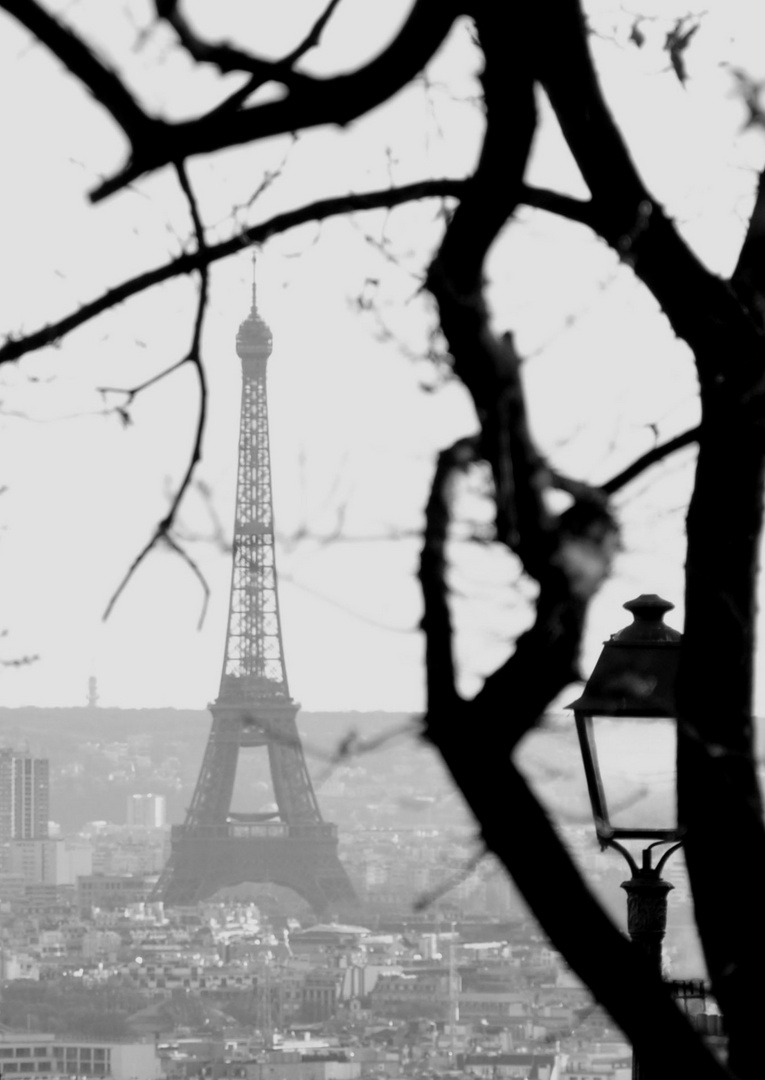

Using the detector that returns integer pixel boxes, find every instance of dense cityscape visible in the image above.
[0,715,722,1080]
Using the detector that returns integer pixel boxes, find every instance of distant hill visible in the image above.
[0,707,431,832]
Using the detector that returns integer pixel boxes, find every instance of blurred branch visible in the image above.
[91,0,461,200]
[419,436,479,711]
[0,178,593,368]
[172,0,344,119]
[602,425,700,494]
[156,0,316,85]
[732,168,765,328]
[0,178,464,366]
[98,357,187,406]
[1,0,153,144]
[414,846,486,911]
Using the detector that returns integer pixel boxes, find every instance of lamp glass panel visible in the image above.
[590,715,677,832]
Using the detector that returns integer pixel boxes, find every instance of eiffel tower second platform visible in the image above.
[156,257,359,917]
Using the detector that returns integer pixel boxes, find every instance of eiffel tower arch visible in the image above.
[156,257,359,917]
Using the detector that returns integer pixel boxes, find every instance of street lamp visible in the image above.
[570,594,682,847]
[568,594,683,1075]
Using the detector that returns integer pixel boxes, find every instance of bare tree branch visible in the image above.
[535,0,765,376]
[103,161,209,622]
[731,168,765,326]
[162,532,210,631]
[0,0,153,145]
[98,356,188,405]
[414,845,486,911]
[0,179,467,366]
[91,0,461,201]
[519,185,594,226]
[282,0,345,66]
[0,177,595,369]
[601,426,700,494]
[419,436,478,712]
[155,0,317,86]
[206,0,344,118]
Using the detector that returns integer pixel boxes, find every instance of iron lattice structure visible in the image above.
[156,260,359,916]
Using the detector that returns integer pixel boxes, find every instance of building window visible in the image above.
[15,1049,31,1057]
[33,1049,48,1057]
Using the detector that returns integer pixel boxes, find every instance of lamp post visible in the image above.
[568,594,683,1080]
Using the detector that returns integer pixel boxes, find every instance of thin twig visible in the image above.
[413,845,486,911]
[98,356,188,404]
[602,425,699,494]
[103,161,210,622]
[310,718,421,788]
[156,0,316,85]
[209,0,345,117]
[0,180,596,367]
[163,533,210,630]
[92,0,459,199]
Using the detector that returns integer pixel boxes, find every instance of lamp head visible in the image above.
[568,595,683,845]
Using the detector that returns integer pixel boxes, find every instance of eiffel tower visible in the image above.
[156,257,359,916]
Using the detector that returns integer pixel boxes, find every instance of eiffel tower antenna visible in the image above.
[155,253,359,915]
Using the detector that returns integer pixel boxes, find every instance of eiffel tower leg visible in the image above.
[160,825,359,917]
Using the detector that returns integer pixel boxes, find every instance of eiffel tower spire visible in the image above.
[155,255,359,915]
[219,253,288,701]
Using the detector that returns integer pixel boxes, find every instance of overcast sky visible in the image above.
[2,0,765,719]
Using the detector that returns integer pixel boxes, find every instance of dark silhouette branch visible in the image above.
[0,179,593,369]
[98,357,188,405]
[519,186,594,226]
[419,436,478,712]
[1,0,153,146]
[601,425,700,494]
[162,532,210,631]
[414,846,486,912]
[103,161,209,623]
[535,0,765,378]
[280,0,345,65]
[156,0,317,86]
[0,179,466,366]
[207,0,345,118]
[731,168,765,328]
[90,0,461,201]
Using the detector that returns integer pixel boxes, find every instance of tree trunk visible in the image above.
[679,408,765,1079]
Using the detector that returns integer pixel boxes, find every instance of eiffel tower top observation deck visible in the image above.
[220,255,288,705]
